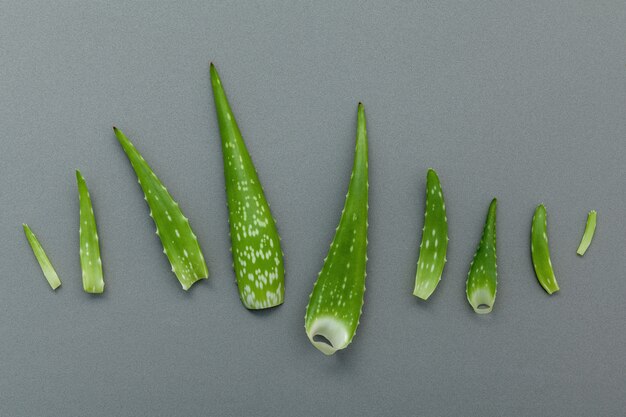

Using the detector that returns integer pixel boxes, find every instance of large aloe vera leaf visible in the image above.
[114,127,208,290]
[23,224,61,290]
[210,64,284,309]
[305,103,368,355]
[76,170,104,293]
[413,168,448,300]
[466,198,497,314]
[531,204,559,294]
[576,210,597,256]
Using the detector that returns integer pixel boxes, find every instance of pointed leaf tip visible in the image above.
[210,63,220,84]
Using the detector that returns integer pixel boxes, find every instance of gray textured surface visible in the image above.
[1,1,625,416]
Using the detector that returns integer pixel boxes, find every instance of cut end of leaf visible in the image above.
[543,283,560,295]
[413,280,435,300]
[244,299,285,310]
[468,288,495,314]
[84,285,104,294]
[180,275,208,291]
[306,316,351,356]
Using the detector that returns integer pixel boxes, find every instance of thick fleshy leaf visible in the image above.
[76,170,104,294]
[413,169,448,300]
[466,198,497,314]
[305,103,368,355]
[210,64,284,309]
[531,204,559,294]
[114,127,208,290]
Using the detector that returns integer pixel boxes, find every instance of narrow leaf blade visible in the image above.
[23,224,61,290]
[577,210,597,256]
[76,170,104,294]
[531,204,559,294]
[114,127,208,290]
[413,168,448,300]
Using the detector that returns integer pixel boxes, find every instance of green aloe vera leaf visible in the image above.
[576,210,597,256]
[413,168,448,300]
[114,127,208,290]
[531,204,559,294]
[466,198,498,314]
[305,103,368,355]
[23,224,61,290]
[210,64,285,309]
[76,170,104,294]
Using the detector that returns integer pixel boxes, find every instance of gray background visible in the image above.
[1,1,624,416]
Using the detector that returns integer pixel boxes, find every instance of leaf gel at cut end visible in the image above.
[305,103,369,355]
[23,224,61,290]
[466,198,498,314]
[113,127,209,291]
[413,168,448,300]
[210,64,285,309]
[531,204,559,295]
[577,210,597,256]
[76,170,104,294]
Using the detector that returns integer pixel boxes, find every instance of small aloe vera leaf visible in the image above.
[413,168,448,300]
[76,170,104,294]
[305,103,368,355]
[114,127,208,290]
[577,210,597,256]
[23,224,61,290]
[531,204,559,294]
[466,198,498,314]
[210,64,284,309]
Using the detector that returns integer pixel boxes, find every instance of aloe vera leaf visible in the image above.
[531,204,559,294]
[210,64,285,309]
[466,198,498,314]
[576,210,597,256]
[76,170,104,294]
[413,168,448,300]
[113,127,208,290]
[304,103,368,355]
[23,224,61,290]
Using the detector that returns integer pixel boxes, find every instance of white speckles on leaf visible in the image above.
[210,64,284,309]
[305,103,368,355]
[114,127,208,290]
[76,170,104,294]
[466,198,497,314]
[413,169,448,300]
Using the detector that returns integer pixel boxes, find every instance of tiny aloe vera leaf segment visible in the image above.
[413,169,448,300]
[466,198,498,314]
[23,224,61,290]
[114,127,208,290]
[305,103,368,355]
[210,64,284,309]
[531,204,559,294]
[577,210,597,256]
[76,170,104,294]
